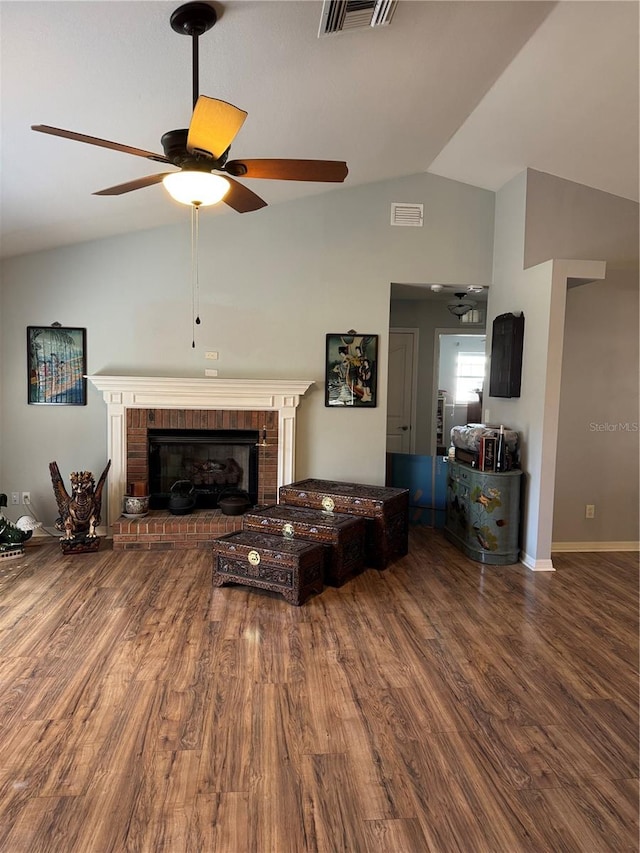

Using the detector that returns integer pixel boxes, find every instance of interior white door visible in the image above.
[386,330,416,453]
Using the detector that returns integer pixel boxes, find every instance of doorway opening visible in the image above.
[433,331,486,455]
[387,284,487,527]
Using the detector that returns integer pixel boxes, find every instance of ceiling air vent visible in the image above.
[319,0,397,36]
[390,203,424,227]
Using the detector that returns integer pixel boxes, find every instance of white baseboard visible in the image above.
[32,527,56,538]
[520,552,556,572]
[552,541,640,552]
[30,524,110,540]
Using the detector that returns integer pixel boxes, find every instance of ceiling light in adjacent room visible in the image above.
[448,291,476,320]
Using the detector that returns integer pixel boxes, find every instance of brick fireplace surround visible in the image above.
[88,376,314,551]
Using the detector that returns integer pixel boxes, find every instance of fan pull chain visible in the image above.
[191,202,202,348]
[194,202,201,327]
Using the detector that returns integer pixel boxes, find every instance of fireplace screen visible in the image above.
[148,429,258,509]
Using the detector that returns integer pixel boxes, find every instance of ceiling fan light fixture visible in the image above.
[448,303,473,317]
[162,171,230,206]
[447,291,476,320]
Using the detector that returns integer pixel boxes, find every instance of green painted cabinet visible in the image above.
[444,460,522,565]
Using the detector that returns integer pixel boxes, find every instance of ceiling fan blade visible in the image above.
[31,125,170,163]
[225,159,349,182]
[94,173,172,196]
[187,96,248,160]
[223,177,268,213]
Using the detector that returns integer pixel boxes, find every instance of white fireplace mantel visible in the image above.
[88,375,314,526]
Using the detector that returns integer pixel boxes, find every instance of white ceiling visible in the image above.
[1,0,637,260]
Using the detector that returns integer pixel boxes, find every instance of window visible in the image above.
[455,352,485,403]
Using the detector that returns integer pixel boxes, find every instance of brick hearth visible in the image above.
[112,508,247,551]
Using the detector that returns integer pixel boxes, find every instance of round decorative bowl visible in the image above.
[123,495,149,516]
[218,488,252,516]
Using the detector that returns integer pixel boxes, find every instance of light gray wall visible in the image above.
[487,166,561,568]
[485,170,528,438]
[490,169,639,563]
[524,169,639,271]
[554,277,639,543]
[0,171,495,527]
[524,170,639,545]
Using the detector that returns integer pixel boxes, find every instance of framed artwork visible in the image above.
[27,325,87,405]
[325,332,378,407]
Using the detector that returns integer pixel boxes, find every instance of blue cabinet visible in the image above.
[444,460,522,565]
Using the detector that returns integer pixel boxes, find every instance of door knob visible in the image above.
[400,425,409,431]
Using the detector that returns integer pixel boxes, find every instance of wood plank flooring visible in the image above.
[0,529,637,852]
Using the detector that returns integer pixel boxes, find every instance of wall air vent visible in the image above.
[319,0,397,36]
[390,203,424,227]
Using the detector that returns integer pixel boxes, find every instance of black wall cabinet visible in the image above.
[489,312,525,398]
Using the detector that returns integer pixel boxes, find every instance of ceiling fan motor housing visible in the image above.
[161,128,228,171]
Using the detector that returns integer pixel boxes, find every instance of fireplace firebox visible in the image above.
[148,428,259,510]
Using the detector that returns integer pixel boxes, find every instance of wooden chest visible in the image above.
[242,504,366,587]
[211,530,324,606]
[278,479,409,569]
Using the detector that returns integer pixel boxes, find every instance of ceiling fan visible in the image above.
[448,291,477,319]
[31,2,349,213]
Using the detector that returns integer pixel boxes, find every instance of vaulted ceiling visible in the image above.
[1,1,637,259]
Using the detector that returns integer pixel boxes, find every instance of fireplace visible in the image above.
[87,375,315,537]
[148,428,259,509]
[124,406,278,517]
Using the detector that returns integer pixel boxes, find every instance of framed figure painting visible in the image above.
[325,333,378,407]
[27,325,87,405]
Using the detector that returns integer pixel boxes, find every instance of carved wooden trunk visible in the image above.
[242,504,366,587]
[278,479,409,569]
[211,530,324,606]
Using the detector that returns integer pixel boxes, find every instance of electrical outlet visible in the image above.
[205,351,218,360]
[11,492,19,505]
[205,368,218,377]
[22,492,31,505]
[585,504,595,519]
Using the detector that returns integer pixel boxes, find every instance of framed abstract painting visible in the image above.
[325,332,378,407]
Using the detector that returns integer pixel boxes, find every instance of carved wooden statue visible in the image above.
[49,460,111,542]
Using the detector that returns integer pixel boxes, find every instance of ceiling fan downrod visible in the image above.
[170,2,218,109]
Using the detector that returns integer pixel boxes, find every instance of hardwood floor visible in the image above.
[0,529,637,852]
